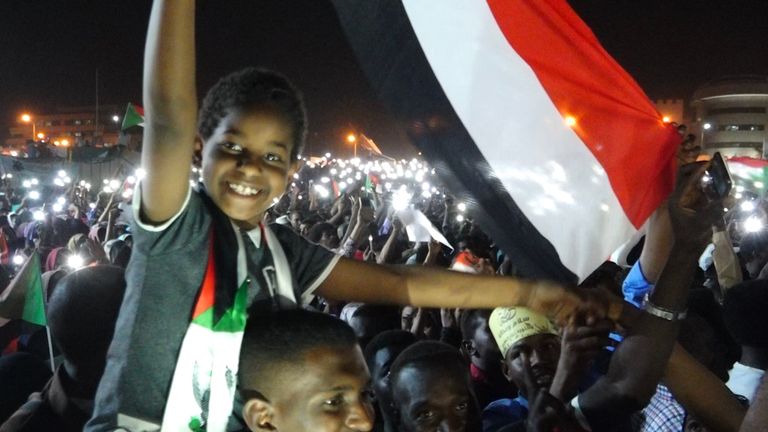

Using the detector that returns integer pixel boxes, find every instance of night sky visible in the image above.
[2,0,766,157]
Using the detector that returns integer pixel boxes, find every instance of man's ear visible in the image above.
[501,358,513,382]
[243,398,276,431]
[460,340,477,359]
[193,135,204,168]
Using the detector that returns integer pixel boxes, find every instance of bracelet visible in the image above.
[642,293,687,321]
[569,395,592,431]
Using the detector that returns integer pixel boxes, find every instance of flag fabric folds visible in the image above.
[0,252,46,326]
[359,133,384,156]
[121,103,145,131]
[332,0,680,282]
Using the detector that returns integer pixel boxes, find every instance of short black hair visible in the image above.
[198,67,307,160]
[238,308,358,395]
[739,232,768,260]
[390,341,467,385]
[47,265,126,368]
[349,305,401,349]
[362,330,417,369]
[723,280,768,348]
[459,309,491,340]
[307,222,337,243]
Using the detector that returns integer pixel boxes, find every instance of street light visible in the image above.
[701,122,712,149]
[112,115,119,123]
[346,133,357,157]
[36,132,45,140]
[20,113,36,140]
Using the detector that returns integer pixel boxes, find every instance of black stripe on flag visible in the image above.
[332,0,577,284]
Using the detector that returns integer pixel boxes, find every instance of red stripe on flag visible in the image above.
[486,0,680,228]
[729,156,768,169]
[191,233,217,320]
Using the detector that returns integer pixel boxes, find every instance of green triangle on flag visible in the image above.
[121,103,145,131]
[0,252,47,326]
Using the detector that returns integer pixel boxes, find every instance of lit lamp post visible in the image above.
[20,113,36,141]
[347,133,357,157]
[701,122,712,151]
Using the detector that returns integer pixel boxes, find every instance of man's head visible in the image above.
[308,222,340,249]
[460,309,502,372]
[238,309,374,432]
[489,307,560,396]
[347,305,401,349]
[723,280,768,369]
[390,341,479,432]
[737,232,768,279]
[363,330,417,422]
[197,68,306,228]
[47,265,127,396]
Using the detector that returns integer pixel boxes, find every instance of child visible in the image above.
[88,1,620,430]
[237,308,374,431]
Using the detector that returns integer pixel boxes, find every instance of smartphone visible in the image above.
[702,152,733,201]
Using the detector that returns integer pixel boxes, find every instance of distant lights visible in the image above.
[67,255,85,270]
[741,201,756,212]
[564,116,577,127]
[703,123,712,130]
[744,216,764,233]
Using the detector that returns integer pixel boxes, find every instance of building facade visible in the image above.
[5,105,124,149]
[691,76,768,158]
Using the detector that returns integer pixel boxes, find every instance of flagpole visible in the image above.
[44,325,55,373]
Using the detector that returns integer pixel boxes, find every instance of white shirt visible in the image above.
[726,362,765,404]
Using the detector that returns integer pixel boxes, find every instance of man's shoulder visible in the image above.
[484,397,527,414]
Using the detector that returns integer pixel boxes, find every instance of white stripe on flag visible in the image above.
[402,1,635,279]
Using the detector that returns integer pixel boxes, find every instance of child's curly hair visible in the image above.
[198,67,307,161]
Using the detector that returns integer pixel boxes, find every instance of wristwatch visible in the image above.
[642,293,687,321]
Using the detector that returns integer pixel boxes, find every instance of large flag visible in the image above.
[359,133,384,156]
[0,252,46,326]
[121,103,145,131]
[332,0,680,282]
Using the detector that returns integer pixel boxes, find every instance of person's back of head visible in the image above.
[390,341,480,432]
[0,352,52,423]
[679,289,739,381]
[47,265,126,395]
[348,304,401,350]
[723,280,768,370]
[238,308,373,431]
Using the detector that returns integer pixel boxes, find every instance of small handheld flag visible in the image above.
[121,103,145,131]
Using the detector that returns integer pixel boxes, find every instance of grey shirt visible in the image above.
[87,188,338,430]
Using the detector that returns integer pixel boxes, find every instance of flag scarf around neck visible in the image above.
[0,251,46,326]
[161,195,298,431]
[332,0,680,282]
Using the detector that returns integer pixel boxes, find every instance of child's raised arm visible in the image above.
[140,0,198,224]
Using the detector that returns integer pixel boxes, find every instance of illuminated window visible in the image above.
[717,124,765,132]
[707,107,766,115]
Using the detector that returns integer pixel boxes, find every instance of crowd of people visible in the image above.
[1,1,768,431]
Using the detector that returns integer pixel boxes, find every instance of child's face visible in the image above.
[262,345,375,431]
[200,105,297,229]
